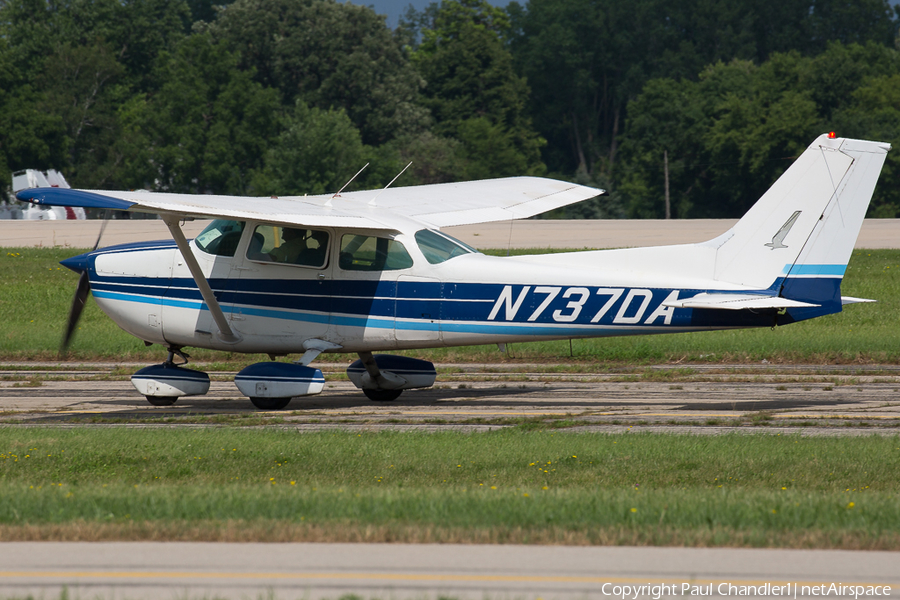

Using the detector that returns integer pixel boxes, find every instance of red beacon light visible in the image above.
[828,131,836,139]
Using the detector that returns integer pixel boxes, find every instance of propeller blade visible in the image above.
[93,211,109,250]
[61,209,110,355]
[61,270,90,354]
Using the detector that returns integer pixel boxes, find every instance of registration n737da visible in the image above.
[17,134,891,409]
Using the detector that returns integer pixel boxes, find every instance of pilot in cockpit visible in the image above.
[270,228,329,266]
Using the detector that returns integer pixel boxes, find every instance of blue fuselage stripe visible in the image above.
[90,273,845,336]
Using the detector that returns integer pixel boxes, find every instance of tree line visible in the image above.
[0,0,898,218]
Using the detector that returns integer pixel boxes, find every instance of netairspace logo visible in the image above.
[599,583,892,600]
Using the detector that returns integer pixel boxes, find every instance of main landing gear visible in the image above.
[233,362,325,409]
[346,353,437,402]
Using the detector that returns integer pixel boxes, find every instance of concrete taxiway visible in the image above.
[0,542,897,599]
[3,363,900,433]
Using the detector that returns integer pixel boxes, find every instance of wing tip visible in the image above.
[16,188,135,211]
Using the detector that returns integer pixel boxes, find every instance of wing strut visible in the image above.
[163,215,240,344]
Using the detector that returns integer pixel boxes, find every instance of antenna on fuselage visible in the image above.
[325,163,369,208]
[368,161,412,207]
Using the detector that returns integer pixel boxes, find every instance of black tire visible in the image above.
[146,396,177,406]
[250,397,292,410]
[363,388,403,402]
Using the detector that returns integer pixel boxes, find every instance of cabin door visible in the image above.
[228,224,333,349]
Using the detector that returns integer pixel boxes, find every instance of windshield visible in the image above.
[194,220,245,257]
[415,229,477,264]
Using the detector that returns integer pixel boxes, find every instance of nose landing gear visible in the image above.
[130,349,210,406]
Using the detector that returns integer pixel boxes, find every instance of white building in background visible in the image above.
[3,168,85,220]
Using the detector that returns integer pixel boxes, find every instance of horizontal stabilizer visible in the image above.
[841,296,876,305]
[664,293,820,311]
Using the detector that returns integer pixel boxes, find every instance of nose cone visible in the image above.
[60,252,93,274]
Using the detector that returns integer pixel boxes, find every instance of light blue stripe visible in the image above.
[234,305,330,325]
[95,290,207,311]
[95,290,638,337]
[440,321,645,336]
[782,264,847,276]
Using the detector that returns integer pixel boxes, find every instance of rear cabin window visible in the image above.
[246,225,330,268]
[415,229,477,264]
[339,234,413,271]
[194,220,246,257]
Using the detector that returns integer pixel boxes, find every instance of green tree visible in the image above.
[250,101,372,196]
[0,0,193,190]
[616,43,900,218]
[36,42,127,188]
[209,0,429,145]
[382,131,464,185]
[619,56,822,218]
[0,39,66,199]
[0,0,191,91]
[511,0,897,178]
[832,74,900,216]
[128,34,281,194]
[408,0,545,179]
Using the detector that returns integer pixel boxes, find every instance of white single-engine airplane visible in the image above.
[16,134,891,409]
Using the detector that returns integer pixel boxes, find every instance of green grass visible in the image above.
[3,247,900,363]
[1,428,898,547]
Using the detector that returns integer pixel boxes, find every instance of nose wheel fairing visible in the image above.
[131,362,211,404]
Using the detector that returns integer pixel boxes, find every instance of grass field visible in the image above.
[3,247,900,364]
[1,428,898,548]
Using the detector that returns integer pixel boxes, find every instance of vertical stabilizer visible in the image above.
[709,134,889,317]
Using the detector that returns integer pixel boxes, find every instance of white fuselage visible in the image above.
[84,221,790,356]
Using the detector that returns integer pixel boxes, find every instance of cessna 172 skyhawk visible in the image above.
[16,134,891,409]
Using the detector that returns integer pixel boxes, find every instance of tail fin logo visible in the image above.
[764,211,801,250]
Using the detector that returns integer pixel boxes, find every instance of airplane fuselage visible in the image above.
[68,220,839,356]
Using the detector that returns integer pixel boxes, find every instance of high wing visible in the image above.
[16,177,602,230]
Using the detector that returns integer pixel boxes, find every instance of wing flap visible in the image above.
[664,293,820,311]
[384,178,602,227]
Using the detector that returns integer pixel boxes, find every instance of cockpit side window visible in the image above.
[194,220,246,257]
[415,229,477,264]
[246,225,330,268]
[339,234,413,271]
